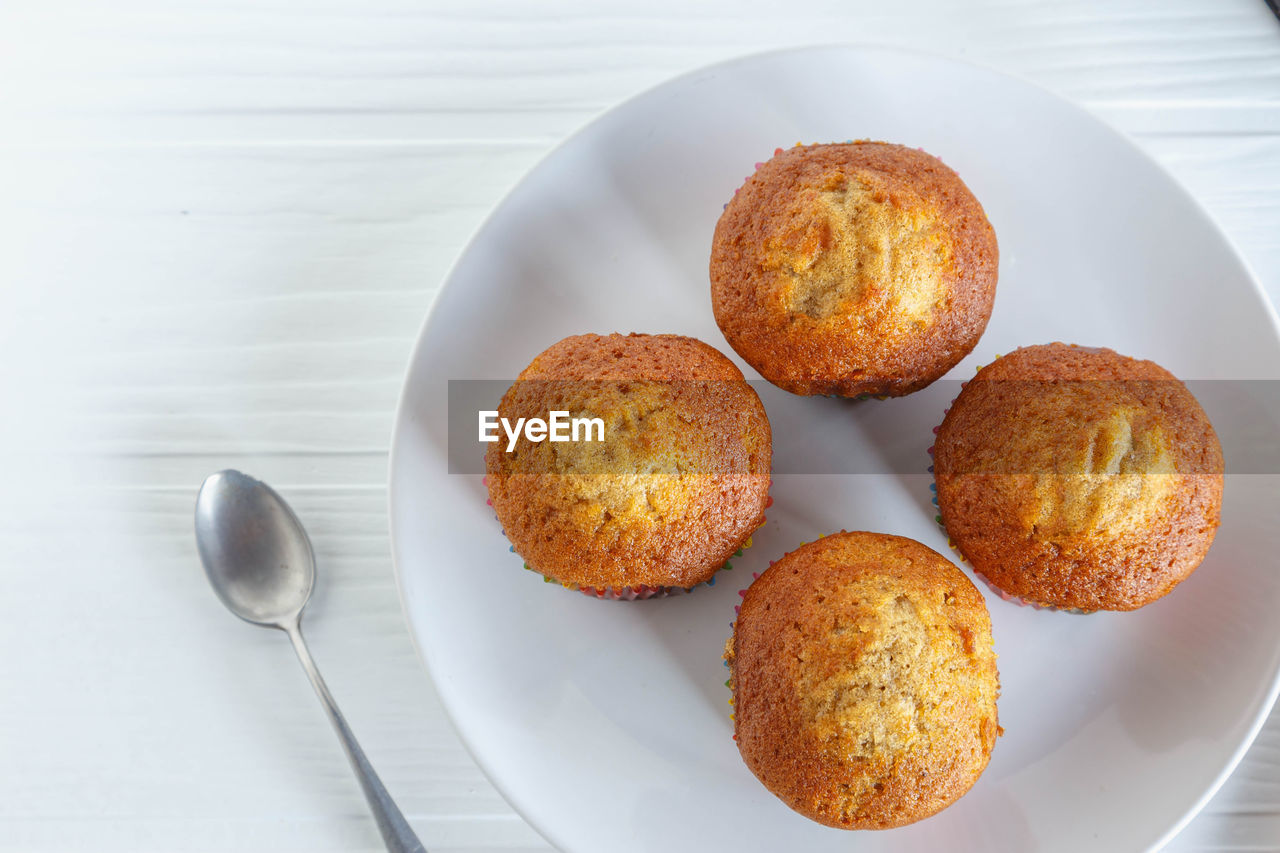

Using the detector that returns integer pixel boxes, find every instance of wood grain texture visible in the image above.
[4,0,1280,144]
[1,0,1278,850]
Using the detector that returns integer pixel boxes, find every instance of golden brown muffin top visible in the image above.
[710,142,998,397]
[934,343,1224,611]
[727,532,999,829]
[486,333,771,591]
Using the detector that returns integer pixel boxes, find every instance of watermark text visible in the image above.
[479,410,606,452]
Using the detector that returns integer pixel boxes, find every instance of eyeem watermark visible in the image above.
[449,379,1275,474]
[479,410,606,452]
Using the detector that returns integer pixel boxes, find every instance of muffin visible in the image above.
[710,141,998,397]
[485,333,771,596]
[725,531,1000,829]
[933,343,1224,612]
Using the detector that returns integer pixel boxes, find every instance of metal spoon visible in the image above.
[195,469,426,853]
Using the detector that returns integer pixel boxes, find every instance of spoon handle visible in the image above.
[285,622,427,853]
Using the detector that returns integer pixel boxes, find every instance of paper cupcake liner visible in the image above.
[486,474,772,601]
[927,360,1092,615]
[722,569,763,733]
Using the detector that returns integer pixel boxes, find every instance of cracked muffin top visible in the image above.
[485,333,771,592]
[933,342,1224,611]
[726,531,1000,829]
[710,141,998,397]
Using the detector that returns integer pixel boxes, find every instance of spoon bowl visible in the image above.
[195,469,315,628]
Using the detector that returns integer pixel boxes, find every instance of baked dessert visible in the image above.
[485,333,771,596]
[933,343,1224,611]
[726,531,1000,829]
[710,141,998,397]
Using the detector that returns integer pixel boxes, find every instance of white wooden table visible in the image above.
[2,1,1278,850]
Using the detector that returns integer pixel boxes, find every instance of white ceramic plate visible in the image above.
[390,46,1280,852]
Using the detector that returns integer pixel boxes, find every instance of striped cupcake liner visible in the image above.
[927,361,1092,615]
[722,569,762,734]
[486,474,772,601]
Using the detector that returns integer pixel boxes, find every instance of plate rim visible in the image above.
[386,43,1280,853]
